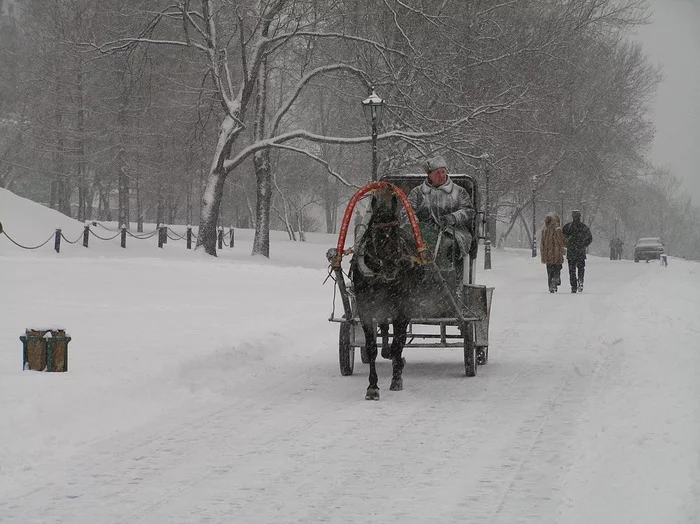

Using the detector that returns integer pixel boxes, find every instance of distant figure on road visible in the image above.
[562,210,593,293]
[615,237,624,260]
[540,212,565,293]
[609,237,623,260]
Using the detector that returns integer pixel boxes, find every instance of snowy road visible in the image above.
[2,219,699,523]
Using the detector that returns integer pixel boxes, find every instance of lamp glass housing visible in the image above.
[362,91,384,127]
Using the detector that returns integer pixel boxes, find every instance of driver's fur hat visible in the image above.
[571,209,582,220]
[423,155,447,174]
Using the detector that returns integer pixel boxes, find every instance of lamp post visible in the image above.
[531,175,538,258]
[559,188,565,222]
[362,88,384,182]
[481,153,492,270]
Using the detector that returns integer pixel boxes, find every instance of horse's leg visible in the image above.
[380,323,391,359]
[363,321,380,400]
[389,318,409,391]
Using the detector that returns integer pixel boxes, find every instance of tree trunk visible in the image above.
[252,151,272,256]
[252,56,271,257]
[196,109,240,255]
[85,171,95,220]
[156,180,164,227]
[52,72,71,217]
[519,212,533,247]
[118,164,130,229]
[197,171,226,255]
[135,176,143,232]
[186,179,193,226]
[76,66,87,222]
[324,174,339,234]
[296,210,306,242]
[167,192,178,225]
[98,186,112,221]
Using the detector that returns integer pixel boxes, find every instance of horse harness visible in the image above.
[353,220,422,282]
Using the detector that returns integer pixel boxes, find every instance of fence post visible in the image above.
[120,225,127,248]
[163,226,168,245]
[83,223,89,248]
[186,226,192,249]
[217,227,224,250]
[158,226,165,248]
[54,228,61,253]
[229,227,234,248]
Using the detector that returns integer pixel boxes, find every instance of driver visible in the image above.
[401,155,475,287]
[404,156,474,250]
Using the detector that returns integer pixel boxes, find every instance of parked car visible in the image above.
[634,237,665,262]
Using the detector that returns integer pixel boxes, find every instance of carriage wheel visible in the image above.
[463,321,477,377]
[339,323,355,376]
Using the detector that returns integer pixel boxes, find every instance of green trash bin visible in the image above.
[20,328,71,372]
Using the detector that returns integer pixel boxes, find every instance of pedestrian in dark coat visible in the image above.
[562,210,593,293]
[540,212,565,293]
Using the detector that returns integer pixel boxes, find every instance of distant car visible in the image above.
[634,237,665,262]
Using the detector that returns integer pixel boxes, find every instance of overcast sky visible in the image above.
[633,0,700,204]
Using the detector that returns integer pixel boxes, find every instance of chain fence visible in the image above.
[0,220,235,254]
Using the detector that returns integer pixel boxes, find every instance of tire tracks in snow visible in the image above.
[0,255,660,523]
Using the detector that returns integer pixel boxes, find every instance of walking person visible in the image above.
[540,212,565,293]
[615,237,624,260]
[562,210,593,293]
[609,236,624,260]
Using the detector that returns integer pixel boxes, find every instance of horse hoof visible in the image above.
[389,378,403,391]
[381,346,392,359]
[365,388,380,400]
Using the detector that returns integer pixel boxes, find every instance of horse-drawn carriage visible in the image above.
[327,174,494,399]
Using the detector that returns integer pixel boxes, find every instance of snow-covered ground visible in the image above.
[1,187,700,523]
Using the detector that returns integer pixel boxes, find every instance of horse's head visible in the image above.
[369,187,400,225]
[356,187,417,279]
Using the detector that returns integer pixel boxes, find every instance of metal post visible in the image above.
[186,226,192,249]
[83,224,89,248]
[217,226,223,250]
[362,88,383,182]
[483,159,492,270]
[559,189,565,222]
[531,185,537,258]
[229,227,235,248]
[54,228,61,253]
[371,114,378,182]
[120,225,127,248]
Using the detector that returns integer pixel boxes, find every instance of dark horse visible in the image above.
[350,188,424,400]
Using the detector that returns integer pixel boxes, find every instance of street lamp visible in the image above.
[362,88,384,182]
[559,188,565,222]
[481,153,492,270]
[531,175,538,258]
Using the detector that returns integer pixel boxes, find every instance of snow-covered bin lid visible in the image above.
[26,328,69,338]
